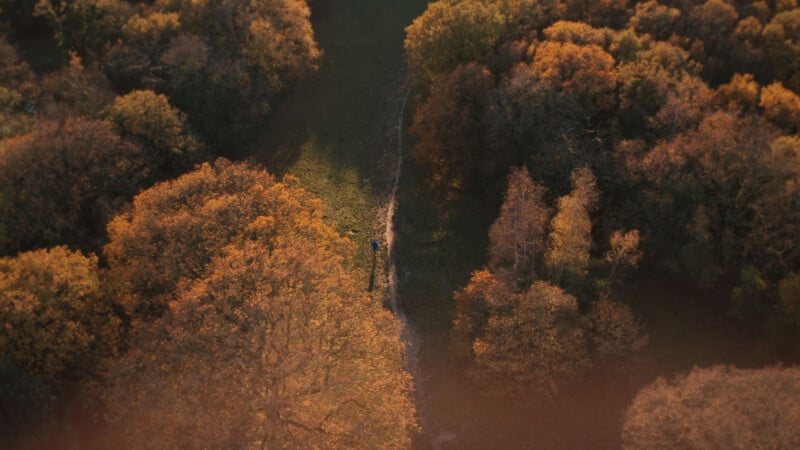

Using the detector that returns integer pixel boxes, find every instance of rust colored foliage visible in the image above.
[410,63,496,187]
[488,166,550,285]
[640,111,800,278]
[104,159,416,448]
[455,166,646,396]
[623,366,800,449]
[545,166,599,288]
[0,118,151,254]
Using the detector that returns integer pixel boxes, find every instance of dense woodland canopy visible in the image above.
[0,1,416,448]
[405,0,800,334]
[0,0,799,447]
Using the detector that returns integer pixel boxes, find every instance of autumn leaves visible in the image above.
[103,161,416,448]
[454,167,645,397]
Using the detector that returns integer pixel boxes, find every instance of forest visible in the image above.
[0,0,799,448]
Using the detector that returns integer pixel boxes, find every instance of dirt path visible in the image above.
[383,87,435,448]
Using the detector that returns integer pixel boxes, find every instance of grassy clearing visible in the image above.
[250,0,428,273]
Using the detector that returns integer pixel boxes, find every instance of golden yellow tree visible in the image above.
[488,166,550,285]
[545,166,599,287]
[108,89,202,177]
[0,247,120,386]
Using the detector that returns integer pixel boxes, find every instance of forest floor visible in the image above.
[252,1,796,449]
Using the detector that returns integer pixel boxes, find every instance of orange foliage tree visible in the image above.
[104,160,417,448]
[409,63,496,188]
[623,366,800,449]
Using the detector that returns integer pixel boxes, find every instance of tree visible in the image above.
[34,0,135,58]
[489,60,587,186]
[38,53,116,120]
[686,0,739,41]
[637,112,796,280]
[488,166,550,285]
[604,229,642,285]
[104,160,416,449]
[545,166,599,287]
[762,9,800,88]
[623,366,800,449]
[527,40,618,113]
[759,81,800,131]
[617,41,703,136]
[409,63,496,187]
[0,247,120,386]
[0,118,151,254]
[472,281,589,397]
[587,297,647,365]
[715,72,761,112]
[108,89,203,177]
[453,269,510,345]
[404,0,505,89]
[542,20,613,47]
[0,38,36,139]
[627,0,681,41]
[103,0,320,147]
[104,160,338,322]
[494,0,564,36]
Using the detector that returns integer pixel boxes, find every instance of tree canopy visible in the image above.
[623,366,800,449]
[103,160,417,448]
[0,118,151,254]
[0,247,119,386]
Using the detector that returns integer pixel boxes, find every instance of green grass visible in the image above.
[250,0,429,272]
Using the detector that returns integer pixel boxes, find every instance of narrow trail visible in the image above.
[383,87,434,448]
[385,87,410,312]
